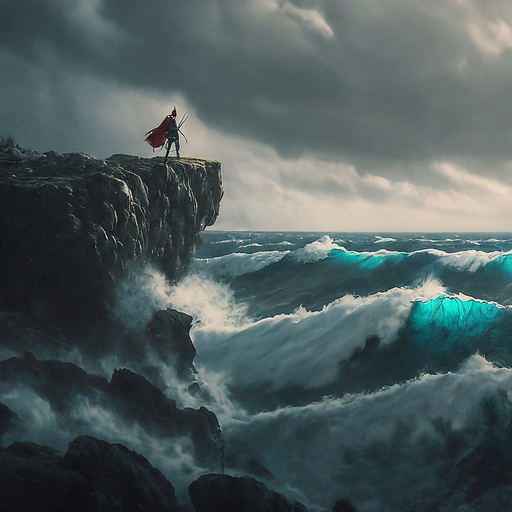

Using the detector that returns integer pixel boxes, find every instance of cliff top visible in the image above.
[0,138,223,333]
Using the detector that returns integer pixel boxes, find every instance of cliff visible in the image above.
[0,140,351,511]
[0,138,222,333]
[0,138,227,507]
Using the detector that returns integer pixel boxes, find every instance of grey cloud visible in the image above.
[2,0,512,183]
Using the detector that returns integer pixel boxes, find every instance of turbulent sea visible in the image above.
[7,230,512,511]
[168,231,512,511]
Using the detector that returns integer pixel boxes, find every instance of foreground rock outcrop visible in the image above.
[0,139,222,334]
[189,473,310,512]
[0,436,178,512]
[0,140,317,511]
[0,353,224,468]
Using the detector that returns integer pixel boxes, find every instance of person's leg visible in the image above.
[175,137,180,158]
[164,139,171,164]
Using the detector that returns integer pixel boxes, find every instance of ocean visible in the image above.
[4,230,512,511]
[164,231,512,511]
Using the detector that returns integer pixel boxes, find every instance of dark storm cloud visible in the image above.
[2,0,512,180]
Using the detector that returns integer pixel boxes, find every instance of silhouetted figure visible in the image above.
[144,107,180,163]
[164,108,180,162]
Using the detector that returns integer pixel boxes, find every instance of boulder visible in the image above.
[0,441,91,512]
[332,498,359,512]
[108,368,224,467]
[64,435,178,512]
[146,308,197,379]
[0,436,178,512]
[189,473,310,512]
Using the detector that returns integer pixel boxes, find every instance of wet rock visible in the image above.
[65,435,178,512]
[0,354,223,468]
[0,311,73,359]
[0,441,91,512]
[332,498,359,512]
[0,352,110,412]
[146,308,197,379]
[108,368,224,467]
[189,473,310,512]
[0,141,222,335]
[0,436,178,512]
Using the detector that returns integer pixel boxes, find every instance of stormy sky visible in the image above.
[2,0,512,231]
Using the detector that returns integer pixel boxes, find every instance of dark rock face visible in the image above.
[0,306,200,388]
[0,441,91,512]
[332,498,359,512]
[0,354,224,468]
[0,311,74,359]
[188,473,310,512]
[0,139,232,510]
[109,368,224,467]
[0,140,222,333]
[65,435,178,512]
[0,436,178,512]
[146,308,197,379]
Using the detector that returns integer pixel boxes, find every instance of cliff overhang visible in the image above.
[0,139,223,332]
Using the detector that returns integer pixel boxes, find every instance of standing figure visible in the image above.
[164,108,180,162]
[144,107,180,163]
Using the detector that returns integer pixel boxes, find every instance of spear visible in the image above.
[177,114,189,143]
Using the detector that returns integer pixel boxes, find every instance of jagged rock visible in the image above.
[108,368,224,467]
[0,436,178,512]
[332,498,359,512]
[188,473,310,512]
[146,308,197,379]
[0,441,91,512]
[0,306,198,382]
[0,352,110,412]
[224,442,274,480]
[0,311,74,359]
[64,435,178,511]
[0,140,222,334]
[0,354,223,468]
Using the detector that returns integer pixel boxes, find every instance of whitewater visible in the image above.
[151,231,512,511]
[8,231,512,510]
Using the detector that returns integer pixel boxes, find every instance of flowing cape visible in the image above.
[145,115,175,148]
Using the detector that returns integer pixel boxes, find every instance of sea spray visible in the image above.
[191,280,446,391]
[224,354,512,511]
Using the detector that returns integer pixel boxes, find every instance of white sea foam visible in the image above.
[225,354,512,510]
[421,248,512,272]
[193,250,287,278]
[374,236,396,243]
[165,272,250,331]
[192,279,446,390]
[238,243,263,248]
[292,235,343,263]
[113,265,175,330]
[0,384,68,448]
[112,263,251,333]
[0,377,220,500]
[211,238,245,244]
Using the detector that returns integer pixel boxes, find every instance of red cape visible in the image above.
[145,115,176,148]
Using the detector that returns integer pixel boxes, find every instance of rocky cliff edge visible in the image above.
[0,138,222,333]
